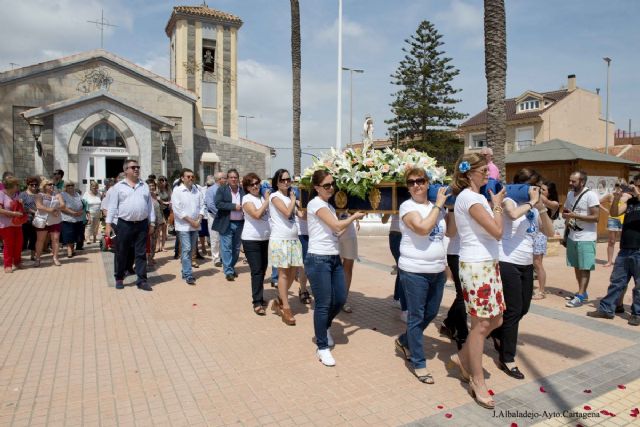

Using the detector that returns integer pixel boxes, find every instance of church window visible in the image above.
[202,39,216,76]
[82,122,126,148]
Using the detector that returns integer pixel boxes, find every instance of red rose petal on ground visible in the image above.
[444,413,452,418]
[617,384,626,389]
[437,405,444,409]
[510,423,518,427]
[583,389,591,393]
[583,405,591,410]
[539,386,546,393]
[488,389,495,396]
[630,408,639,417]
[192,303,197,307]
[600,410,610,415]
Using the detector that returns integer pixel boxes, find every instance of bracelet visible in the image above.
[525,202,533,210]
[434,204,445,212]
[493,206,504,214]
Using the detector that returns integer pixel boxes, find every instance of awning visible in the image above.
[200,152,220,163]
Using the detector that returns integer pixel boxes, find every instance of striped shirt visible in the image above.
[105,179,155,224]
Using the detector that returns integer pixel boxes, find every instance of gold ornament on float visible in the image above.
[334,190,348,208]
[368,187,381,210]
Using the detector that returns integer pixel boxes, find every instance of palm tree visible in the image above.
[290,0,302,176]
[484,0,506,176]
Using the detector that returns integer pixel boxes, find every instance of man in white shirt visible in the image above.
[171,168,205,285]
[563,171,600,308]
[205,172,227,267]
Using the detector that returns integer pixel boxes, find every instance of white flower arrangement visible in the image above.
[300,147,447,199]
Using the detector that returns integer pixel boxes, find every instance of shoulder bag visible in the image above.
[560,188,588,247]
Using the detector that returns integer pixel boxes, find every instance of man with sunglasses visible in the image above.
[212,168,245,281]
[205,172,228,267]
[105,159,155,291]
[171,168,205,285]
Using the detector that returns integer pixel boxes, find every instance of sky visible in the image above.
[2,0,639,174]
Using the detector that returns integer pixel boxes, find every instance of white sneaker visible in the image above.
[316,349,336,366]
[400,310,408,323]
[327,330,334,347]
[565,295,584,308]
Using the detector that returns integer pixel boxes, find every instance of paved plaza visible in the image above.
[0,237,638,426]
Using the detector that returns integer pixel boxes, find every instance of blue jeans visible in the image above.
[220,220,244,276]
[599,248,640,315]
[304,253,346,349]
[389,231,406,310]
[177,230,198,280]
[398,269,446,369]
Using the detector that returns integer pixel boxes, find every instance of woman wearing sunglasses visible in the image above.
[489,168,554,381]
[449,153,505,410]
[19,176,41,260]
[268,169,303,326]
[393,167,449,384]
[240,173,271,315]
[34,179,64,266]
[304,170,364,366]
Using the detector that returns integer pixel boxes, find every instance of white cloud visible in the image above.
[137,54,170,79]
[314,17,366,44]
[0,0,134,68]
[435,0,483,48]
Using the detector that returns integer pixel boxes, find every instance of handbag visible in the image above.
[32,195,52,229]
[560,188,588,247]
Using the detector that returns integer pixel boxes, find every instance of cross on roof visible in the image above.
[87,9,118,49]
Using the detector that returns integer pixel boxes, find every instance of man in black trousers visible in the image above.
[105,159,155,291]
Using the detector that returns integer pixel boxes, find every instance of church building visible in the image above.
[0,5,271,191]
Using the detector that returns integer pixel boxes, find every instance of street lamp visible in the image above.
[603,57,611,154]
[28,118,44,157]
[239,114,255,139]
[159,126,171,160]
[336,0,343,150]
[342,67,364,146]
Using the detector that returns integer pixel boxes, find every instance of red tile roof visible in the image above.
[595,145,640,164]
[460,89,571,128]
[165,5,242,36]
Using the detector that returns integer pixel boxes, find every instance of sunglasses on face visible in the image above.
[249,181,260,187]
[184,175,194,180]
[320,182,335,190]
[128,166,141,170]
[280,178,291,183]
[28,183,38,187]
[406,178,427,187]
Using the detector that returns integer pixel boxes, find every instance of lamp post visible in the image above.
[336,0,343,150]
[239,114,255,139]
[28,118,44,157]
[603,57,611,154]
[342,67,364,146]
[159,126,171,177]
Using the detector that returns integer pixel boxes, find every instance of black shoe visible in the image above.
[587,310,614,319]
[137,282,153,291]
[499,362,525,380]
[225,274,235,281]
[173,254,179,260]
[186,277,196,285]
[195,253,205,260]
[115,280,124,290]
[233,272,238,278]
[439,323,456,340]
[629,315,640,326]
[615,305,625,314]
[214,261,222,267]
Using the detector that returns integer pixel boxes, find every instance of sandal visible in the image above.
[532,291,546,300]
[395,338,411,360]
[53,258,61,267]
[414,368,434,384]
[342,304,353,313]
[468,377,495,409]
[253,305,266,316]
[450,354,471,383]
[299,289,312,304]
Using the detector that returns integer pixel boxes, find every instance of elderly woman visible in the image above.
[269,169,304,326]
[449,153,506,410]
[83,181,103,244]
[0,176,26,272]
[394,167,449,384]
[304,170,364,366]
[19,176,41,260]
[34,179,64,266]
[60,182,85,258]
[241,173,271,315]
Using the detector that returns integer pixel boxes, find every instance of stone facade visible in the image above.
[194,131,269,179]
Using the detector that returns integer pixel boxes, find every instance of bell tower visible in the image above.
[166,4,242,138]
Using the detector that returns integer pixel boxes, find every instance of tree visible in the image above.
[386,20,466,146]
[484,0,507,176]
[290,0,302,176]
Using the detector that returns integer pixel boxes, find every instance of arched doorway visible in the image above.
[68,110,139,192]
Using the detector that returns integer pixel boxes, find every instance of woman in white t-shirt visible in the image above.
[240,173,271,316]
[449,153,506,410]
[83,181,103,244]
[491,169,554,380]
[304,170,365,367]
[269,169,304,326]
[394,167,448,384]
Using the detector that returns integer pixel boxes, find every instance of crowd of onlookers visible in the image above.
[1,151,639,411]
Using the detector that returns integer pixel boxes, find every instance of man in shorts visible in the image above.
[563,171,600,308]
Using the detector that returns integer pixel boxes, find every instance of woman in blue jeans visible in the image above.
[304,170,364,367]
[394,167,449,384]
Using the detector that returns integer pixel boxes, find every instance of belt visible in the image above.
[230,219,244,223]
[118,218,148,224]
